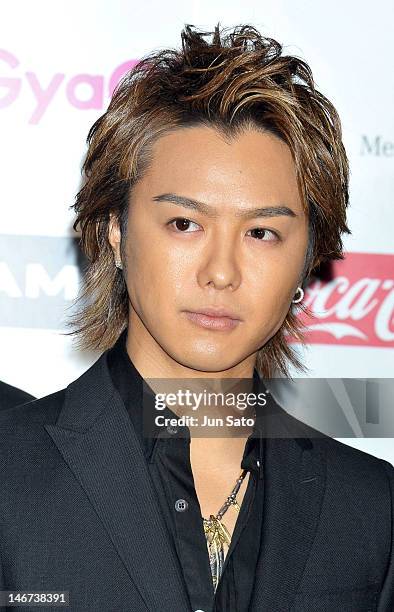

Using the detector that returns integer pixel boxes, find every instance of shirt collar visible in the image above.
[107,327,265,477]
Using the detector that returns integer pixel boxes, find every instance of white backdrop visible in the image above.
[0,1,393,463]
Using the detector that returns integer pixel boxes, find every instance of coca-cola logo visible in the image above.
[291,253,394,346]
[0,49,138,124]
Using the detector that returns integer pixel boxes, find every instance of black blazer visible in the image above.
[0,380,35,410]
[0,350,393,612]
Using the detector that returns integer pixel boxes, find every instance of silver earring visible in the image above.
[292,286,304,304]
[115,258,123,270]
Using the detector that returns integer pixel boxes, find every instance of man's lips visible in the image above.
[185,307,242,320]
[183,309,242,330]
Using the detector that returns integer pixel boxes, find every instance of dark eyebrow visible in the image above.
[152,193,297,219]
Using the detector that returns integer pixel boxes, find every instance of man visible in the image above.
[0,380,35,410]
[0,24,393,612]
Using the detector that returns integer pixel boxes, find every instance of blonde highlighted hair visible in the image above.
[67,23,351,378]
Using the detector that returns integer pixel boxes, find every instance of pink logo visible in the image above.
[289,252,394,347]
[0,49,138,124]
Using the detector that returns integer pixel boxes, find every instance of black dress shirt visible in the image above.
[107,328,266,612]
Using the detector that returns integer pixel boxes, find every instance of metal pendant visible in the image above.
[203,514,231,591]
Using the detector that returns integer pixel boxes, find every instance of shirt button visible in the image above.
[166,424,178,435]
[175,499,188,512]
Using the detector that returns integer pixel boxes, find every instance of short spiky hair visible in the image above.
[67,23,351,378]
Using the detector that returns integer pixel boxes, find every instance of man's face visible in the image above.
[109,125,309,375]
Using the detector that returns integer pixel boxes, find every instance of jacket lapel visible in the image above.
[44,352,191,612]
[250,395,327,610]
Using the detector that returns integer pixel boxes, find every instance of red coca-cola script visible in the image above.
[288,252,394,347]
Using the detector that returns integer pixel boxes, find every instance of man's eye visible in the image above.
[247,227,280,241]
[168,218,200,232]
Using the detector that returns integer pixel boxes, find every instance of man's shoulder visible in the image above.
[282,408,394,482]
[0,388,66,428]
[321,433,394,486]
[0,380,36,410]
[0,351,108,431]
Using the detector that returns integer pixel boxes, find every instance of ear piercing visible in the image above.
[292,286,304,303]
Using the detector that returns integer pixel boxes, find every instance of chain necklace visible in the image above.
[202,468,248,592]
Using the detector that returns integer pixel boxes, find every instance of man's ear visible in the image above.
[108,213,122,261]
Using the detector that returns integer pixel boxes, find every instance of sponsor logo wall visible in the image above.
[294,253,394,348]
[0,1,393,463]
